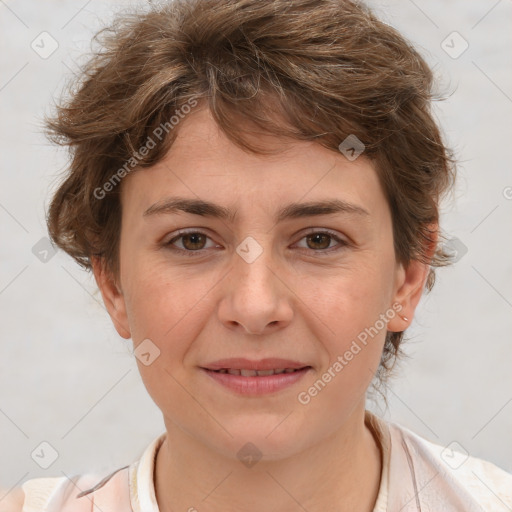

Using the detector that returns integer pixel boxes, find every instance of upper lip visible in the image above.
[202,358,311,371]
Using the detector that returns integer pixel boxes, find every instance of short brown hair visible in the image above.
[45,0,457,387]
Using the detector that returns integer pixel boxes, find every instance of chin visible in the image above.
[208,414,313,462]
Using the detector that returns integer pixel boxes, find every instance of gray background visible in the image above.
[1,0,511,496]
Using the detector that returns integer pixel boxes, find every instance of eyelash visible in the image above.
[164,229,349,258]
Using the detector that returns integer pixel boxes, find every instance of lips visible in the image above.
[201,361,311,395]
[200,358,312,394]
[203,357,310,373]
[211,368,305,376]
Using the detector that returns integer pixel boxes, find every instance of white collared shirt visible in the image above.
[15,411,512,511]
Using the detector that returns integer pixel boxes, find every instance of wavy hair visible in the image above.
[45,0,457,390]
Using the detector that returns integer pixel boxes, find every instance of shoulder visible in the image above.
[0,485,25,512]
[0,477,69,512]
[1,432,165,512]
[1,466,131,512]
[389,420,512,511]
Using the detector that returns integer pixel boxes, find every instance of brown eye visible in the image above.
[180,233,208,251]
[305,233,332,250]
[165,231,216,255]
[294,230,348,255]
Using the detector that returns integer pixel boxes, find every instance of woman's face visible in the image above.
[95,107,427,460]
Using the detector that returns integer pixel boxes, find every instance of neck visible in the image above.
[154,406,382,512]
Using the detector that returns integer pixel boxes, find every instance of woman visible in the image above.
[4,0,511,510]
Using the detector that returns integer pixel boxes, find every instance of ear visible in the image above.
[387,223,438,333]
[91,256,131,339]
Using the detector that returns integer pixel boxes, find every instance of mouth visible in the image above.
[207,367,310,376]
[200,359,312,395]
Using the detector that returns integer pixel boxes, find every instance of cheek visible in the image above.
[295,275,390,418]
[292,280,388,447]
[122,260,215,361]
[123,262,210,411]
[299,254,396,384]
[306,260,394,334]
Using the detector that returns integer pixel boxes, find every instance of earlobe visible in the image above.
[91,256,131,339]
[387,259,429,332]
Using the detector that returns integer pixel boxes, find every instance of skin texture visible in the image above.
[93,106,434,512]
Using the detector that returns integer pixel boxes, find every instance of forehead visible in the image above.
[120,107,387,222]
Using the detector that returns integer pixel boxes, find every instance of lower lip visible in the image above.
[201,367,311,395]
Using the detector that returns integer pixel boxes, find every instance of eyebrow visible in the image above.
[143,196,370,223]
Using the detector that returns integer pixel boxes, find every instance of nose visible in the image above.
[217,245,294,336]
